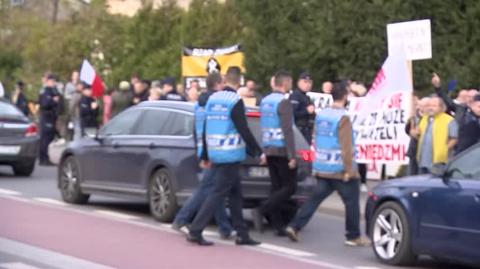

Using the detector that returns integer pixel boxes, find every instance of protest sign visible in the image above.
[387,19,432,60]
[181,44,245,88]
[351,53,413,165]
[306,92,332,111]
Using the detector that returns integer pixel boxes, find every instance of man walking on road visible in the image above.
[172,72,233,238]
[285,81,370,247]
[187,67,263,246]
[252,71,297,236]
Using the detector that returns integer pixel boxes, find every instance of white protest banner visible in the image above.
[350,53,412,165]
[387,19,432,60]
[306,92,332,111]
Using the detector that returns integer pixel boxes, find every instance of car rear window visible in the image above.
[0,102,26,120]
[247,117,309,150]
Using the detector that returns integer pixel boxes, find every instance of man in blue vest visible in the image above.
[285,81,370,247]
[172,72,233,239]
[187,67,264,246]
[251,71,297,236]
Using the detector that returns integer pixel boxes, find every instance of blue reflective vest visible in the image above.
[260,92,286,148]
[205,91,246,164]
[313,107,354,174]
[194,103,206,158]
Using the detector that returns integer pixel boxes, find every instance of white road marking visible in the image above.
[94,209,140,220]
[0,188,20,196]
[0,238,115,269]
[355,267,384,269]
[32,198,68,207]
[0,262,44,269]
[258,243,316,257]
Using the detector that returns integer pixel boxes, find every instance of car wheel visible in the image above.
[149,168,178,223]
[12,160,35,176]
[371,201,416,265]
[59,156,89,204]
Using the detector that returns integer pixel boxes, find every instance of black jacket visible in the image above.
[456,109,480,154]
[435,87,480,154]
[201,87,262,161]
[160,89,186,102]
[289,89,313,127]
[79,96,99,129]
[13,92,29,116]
[435,87,467,121]
[38,87,59,123]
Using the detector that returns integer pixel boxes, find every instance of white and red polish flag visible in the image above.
[80,59,105,97]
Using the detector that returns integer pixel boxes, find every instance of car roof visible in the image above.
[136,100,259,113]
[137,101,194,112]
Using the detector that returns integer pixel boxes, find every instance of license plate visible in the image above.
[0,145,21,155]
[248,167,269,178]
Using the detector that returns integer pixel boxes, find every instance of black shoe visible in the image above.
[186,234,214,246]
[220,232,232,240]
[251,209,264,232]
[235,237,261,246]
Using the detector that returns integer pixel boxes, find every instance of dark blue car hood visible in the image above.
[374,174,439,189]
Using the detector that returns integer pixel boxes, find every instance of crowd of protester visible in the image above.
[2,70,479,170]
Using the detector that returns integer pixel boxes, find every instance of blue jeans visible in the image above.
[289,177,361,240]
[173,168,232,236]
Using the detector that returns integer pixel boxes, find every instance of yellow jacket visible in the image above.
[416,113,453,164]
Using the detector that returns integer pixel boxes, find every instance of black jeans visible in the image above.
[259,156,297,231]
[39,131,55,163]
[358,163,367,184]
[189,162,249,239]
[289,177,361,240]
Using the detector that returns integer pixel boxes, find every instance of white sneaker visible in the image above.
[360,184,368,193]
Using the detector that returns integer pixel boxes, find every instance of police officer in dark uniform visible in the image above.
[289,72,315,143]
[187,67,263,246]
[160,77,186,101]
[38,74,60,165]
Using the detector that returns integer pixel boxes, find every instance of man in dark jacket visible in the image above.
[38,74,60,165]
[432,73,480,154]
[111,81,132,117]
[187,67,263,246]
[132,80,149,105]
[289,72,315,143]
[456,94,480,153]
[172,72,233,238]
[160,78,186,101]
[252,71,297,236]
[79,84,99,136]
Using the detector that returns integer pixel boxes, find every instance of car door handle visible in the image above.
[149,142,156,149]
[112,142,119,149]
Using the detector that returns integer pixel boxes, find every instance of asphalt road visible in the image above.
[0,164,473,269]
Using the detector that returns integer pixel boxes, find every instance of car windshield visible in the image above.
[447,145,480,179]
